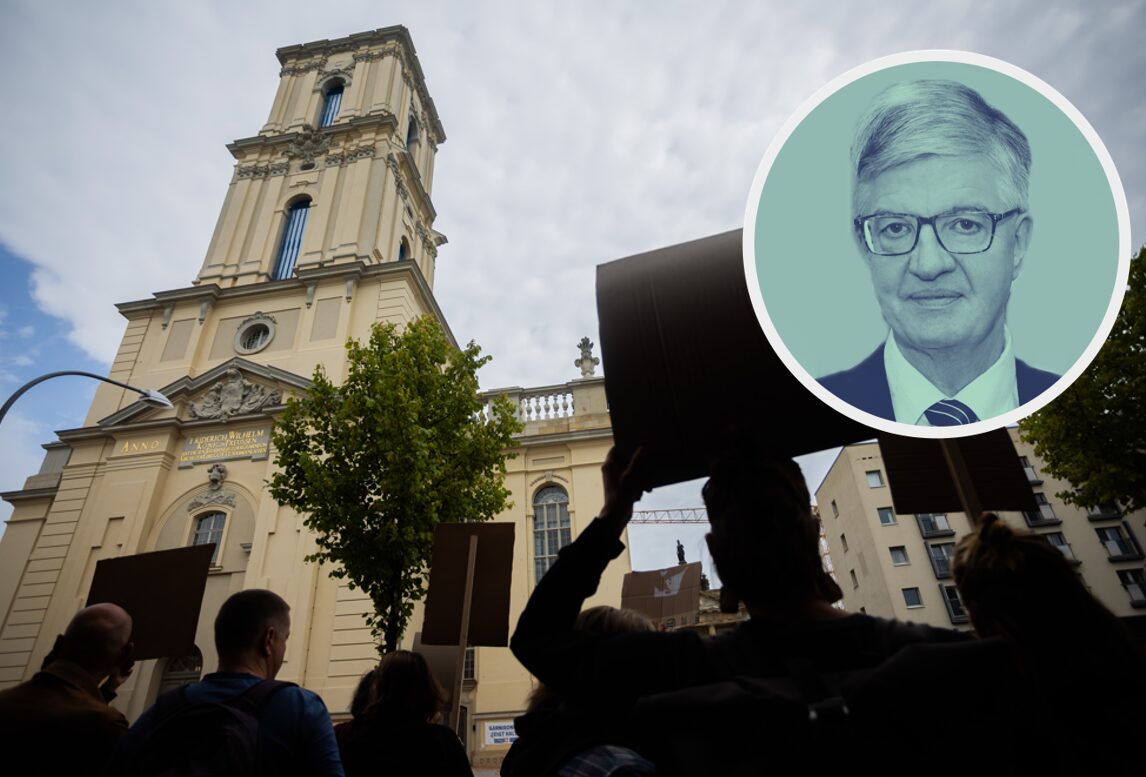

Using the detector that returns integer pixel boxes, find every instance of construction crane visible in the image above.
[629,508,708,524]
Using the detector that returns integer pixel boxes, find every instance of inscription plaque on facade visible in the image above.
[180,428,270,464]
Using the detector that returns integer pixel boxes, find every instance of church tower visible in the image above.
[0,25,454,717]
[0,27,622,769]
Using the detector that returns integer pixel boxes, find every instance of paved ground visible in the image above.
[474,770,500,777]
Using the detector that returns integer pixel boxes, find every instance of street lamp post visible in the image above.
[0,371,173,428]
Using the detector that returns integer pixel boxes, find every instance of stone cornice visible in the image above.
[113,261,457,347]
[274,26,445,143]
[508,427,614,447]
[392,149,437,222]
[228,114,398,159]
[1,486,60,505]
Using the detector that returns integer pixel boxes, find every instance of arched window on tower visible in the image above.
[406,113,420,148]
[191,511,226,566]
[272,198,310,280]
[533,486,571,585]
[318,82,344,128]
[398,238,410,262]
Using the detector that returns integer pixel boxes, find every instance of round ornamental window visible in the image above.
[233,315,277,355]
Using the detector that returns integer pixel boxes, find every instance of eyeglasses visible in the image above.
[854,209,1022,256]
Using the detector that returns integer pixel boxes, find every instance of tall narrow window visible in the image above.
[406,113,420,147]
[273,199,310,280]
[398,238,410,262]
[318,83,343,128]
[192,511,226,565]
[533,486,571,585]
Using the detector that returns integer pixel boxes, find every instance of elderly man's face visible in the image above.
[855,155,1032,359]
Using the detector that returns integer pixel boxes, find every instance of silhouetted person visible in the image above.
[0,603,134,774]
[954,514,1146,773]
[511,446,969,775]
[334,666,379,746]
[116,589,344,776]
[338,649,473,777]
[502,606,655,777]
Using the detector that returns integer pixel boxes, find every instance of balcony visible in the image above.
[1023,504,1061,527]
[1087,504,1122,522]
[916,513,955,539]
[480,376,609,438]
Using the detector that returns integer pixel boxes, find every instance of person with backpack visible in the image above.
[113,589,344,777]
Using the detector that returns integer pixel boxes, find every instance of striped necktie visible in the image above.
[924,399,980,426]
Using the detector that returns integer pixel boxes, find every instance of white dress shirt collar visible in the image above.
[884,329,1019,425]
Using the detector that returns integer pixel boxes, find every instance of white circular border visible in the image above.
[742,49,1131,439]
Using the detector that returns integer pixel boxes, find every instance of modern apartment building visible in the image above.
[816,428,1146,630]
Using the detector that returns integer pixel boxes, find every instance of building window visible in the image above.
[849,569,859,589]
[157,647,204,696]
[840,534,848,553]
[533,486,571,584]
[191,511,226,565]
[398,238,411,262]
[463,646,476,681]
[877,507,896,526]
[916,513,954,538]
[1022,492,1059,527]
[941,585,970,624]
[1087,503,1122,521]
[902,587,923,608]
[233,313,277,355]
[1096,524,1143,561]
[318,82,344,128]
[1117,569,1146,607]
[890,546,909,566]
[1018,456,1041,484]
[1045,532,1079,564]
[830,500,838,519]
[865,470,884,488]
[272,198,310,280]
[406,112,420,147]
[928,542,956,579]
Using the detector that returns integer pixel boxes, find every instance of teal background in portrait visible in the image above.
[754,61,1119,380]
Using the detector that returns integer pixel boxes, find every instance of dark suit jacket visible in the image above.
[0,659,128,773]
[818,344,1061,422]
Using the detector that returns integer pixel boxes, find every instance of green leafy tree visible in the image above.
[1019,247,1145,513]
[269,316,521,654]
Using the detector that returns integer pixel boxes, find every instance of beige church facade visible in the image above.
[0,26,625,768]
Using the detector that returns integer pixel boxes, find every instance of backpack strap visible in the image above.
[226,679,297,716]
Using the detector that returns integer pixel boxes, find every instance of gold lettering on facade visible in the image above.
[118,439,162,454]
[179,427,270,464]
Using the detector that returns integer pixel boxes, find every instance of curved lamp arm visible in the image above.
[0,371,173,428]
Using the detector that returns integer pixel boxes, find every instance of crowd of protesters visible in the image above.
[0,443,1142,776]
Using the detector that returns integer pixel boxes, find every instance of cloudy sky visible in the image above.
[1,1,1143,576]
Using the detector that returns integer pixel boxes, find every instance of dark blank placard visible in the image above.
[421,523,514,647]
[596,229,872,489]
[879,429,1040,514]
[85,544,215,660]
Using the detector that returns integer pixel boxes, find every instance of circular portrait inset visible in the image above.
[743,51,1129,438]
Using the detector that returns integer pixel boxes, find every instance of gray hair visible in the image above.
[851,79,1031,211]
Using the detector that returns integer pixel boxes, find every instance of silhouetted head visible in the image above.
[57,603,133,680]
[526,605,654,712]
[349,666,379,719]
[703,449,842,612]
[214,589,291,678]
[369,650,446,724]
[953,514,1128,660]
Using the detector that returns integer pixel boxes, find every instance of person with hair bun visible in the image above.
[502,606,656,777]
[953,514,1146,773]
[338,650,473,777]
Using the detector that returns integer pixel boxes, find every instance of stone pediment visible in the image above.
[99,358,313,428]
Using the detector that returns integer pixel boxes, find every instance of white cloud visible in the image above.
[16,325,34,339]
